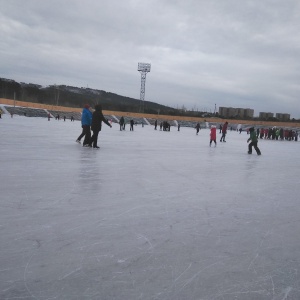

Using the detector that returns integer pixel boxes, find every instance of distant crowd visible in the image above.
[248,127,298,141]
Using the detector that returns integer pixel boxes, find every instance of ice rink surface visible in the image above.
[1,114,300,300]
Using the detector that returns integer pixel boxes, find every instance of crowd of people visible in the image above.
[118,116,138,131]
[73,104,299,154]
[251,127,298,141]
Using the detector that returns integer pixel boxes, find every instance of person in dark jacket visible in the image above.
[76,104,93,146]
[247,127,261,155]
[195,122,200,135]
[220,121,228,142]
[89,104,112,149]
[119,116,124,131]
[130,119,134,131]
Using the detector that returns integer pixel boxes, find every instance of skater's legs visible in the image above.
[92,130,99,147]
[248,142,253,154]
[77,126,86,141]
[82,126,91,145]
[253,142,261,155]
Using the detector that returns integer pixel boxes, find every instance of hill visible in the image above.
[0,77,179,116]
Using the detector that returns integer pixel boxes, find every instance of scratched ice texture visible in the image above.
[0,113,300,300]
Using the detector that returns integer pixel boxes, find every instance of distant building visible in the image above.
[276,113,290,121]
[219,107,228,117]
[219,107,254,118]
[259,112,274,119]
[244,108,254,118]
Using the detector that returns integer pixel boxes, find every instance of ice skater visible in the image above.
[247,127,261,155]
[89,104,112,149]
[119,116,124,131]
[130,119,134,131]
[220,121,228,142]
[195,122,200,135]
[76,104,92,146]
[209,125,217,147]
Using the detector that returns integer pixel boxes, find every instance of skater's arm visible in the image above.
[104,118,112,128]
[101,114,112,127]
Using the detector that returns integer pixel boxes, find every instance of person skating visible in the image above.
[195,122,200,135]
[89,104,112,149]
[76,104,92,146]
[119,116,124,131]
[247,127,261,155]
[130,119,134,131]
[210,125,217,147]
[220,121,228,142]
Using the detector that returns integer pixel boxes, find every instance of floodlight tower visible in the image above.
[137,62,151,113]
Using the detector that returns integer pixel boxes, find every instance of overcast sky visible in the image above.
[1,0,300,117]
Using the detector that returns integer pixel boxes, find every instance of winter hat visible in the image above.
[94,104,102,111]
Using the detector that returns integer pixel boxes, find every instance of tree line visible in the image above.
[0,78,180,116]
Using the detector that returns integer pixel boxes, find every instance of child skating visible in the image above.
[247,127,261,155]
[210,126,217,147]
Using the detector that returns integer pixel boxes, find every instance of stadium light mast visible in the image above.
[137,62,151,113]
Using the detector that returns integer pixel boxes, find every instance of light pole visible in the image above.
[137,62,151,113]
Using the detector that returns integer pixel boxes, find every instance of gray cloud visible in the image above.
[1,0,300,117]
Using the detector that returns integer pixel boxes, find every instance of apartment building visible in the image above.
[259,112,274,119]
[276,113,290,121]
[219,107,254,118]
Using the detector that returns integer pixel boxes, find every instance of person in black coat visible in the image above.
[89,105,112,149]
[195,122,200,135]
[119,116,124,131]
[130,119,134,131]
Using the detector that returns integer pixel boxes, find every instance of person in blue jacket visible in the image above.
[76,104,93,146]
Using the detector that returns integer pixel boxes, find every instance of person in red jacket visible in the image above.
[220,121,228,142]
[210,125,217,147]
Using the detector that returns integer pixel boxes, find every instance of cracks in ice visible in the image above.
[248,229,274,271]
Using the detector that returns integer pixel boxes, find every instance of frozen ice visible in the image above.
[0,114,300,299]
